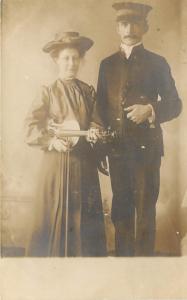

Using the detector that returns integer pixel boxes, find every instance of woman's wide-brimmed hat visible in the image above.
[43,31,94,53]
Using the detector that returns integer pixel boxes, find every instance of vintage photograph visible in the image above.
[1,0,187,297]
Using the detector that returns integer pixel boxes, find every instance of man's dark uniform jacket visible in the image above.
[94,44,182,256]
[96,44,181,155]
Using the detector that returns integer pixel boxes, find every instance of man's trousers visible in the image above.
[108,146,161,256]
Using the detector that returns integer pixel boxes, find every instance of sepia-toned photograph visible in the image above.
[1,0,187,298]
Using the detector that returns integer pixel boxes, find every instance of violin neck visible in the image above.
[58,130,88,137]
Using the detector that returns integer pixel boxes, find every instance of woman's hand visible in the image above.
[48,137,71,152]
[47,120,63,138]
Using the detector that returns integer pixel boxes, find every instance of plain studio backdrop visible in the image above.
[1,0,187,256]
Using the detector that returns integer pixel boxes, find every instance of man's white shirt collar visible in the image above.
[120,42,142,59]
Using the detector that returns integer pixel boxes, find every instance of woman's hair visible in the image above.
[50,45,85,60]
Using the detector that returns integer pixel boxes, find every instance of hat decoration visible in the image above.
[43,31,94,53]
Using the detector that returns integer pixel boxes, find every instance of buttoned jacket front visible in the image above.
[96,45,182,156]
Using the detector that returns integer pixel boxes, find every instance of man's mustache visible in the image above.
[124,35,138,39]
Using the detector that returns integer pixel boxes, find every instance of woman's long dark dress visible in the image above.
[25,78,106,256]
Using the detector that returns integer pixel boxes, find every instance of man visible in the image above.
[94,1,182,256]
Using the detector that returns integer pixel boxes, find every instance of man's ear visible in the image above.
[143,21,149,34]
[53,58,57,64]
[116,22,120,35]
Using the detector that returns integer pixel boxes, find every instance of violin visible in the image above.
[47,119,116,144]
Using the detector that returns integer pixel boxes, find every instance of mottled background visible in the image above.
[1,0,187,256]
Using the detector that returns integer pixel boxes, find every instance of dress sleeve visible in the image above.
[24,85,52,150]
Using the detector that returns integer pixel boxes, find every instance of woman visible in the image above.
[25,31,107,257]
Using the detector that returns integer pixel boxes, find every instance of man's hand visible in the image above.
[86,128,100,144]
[124,104,152,125]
